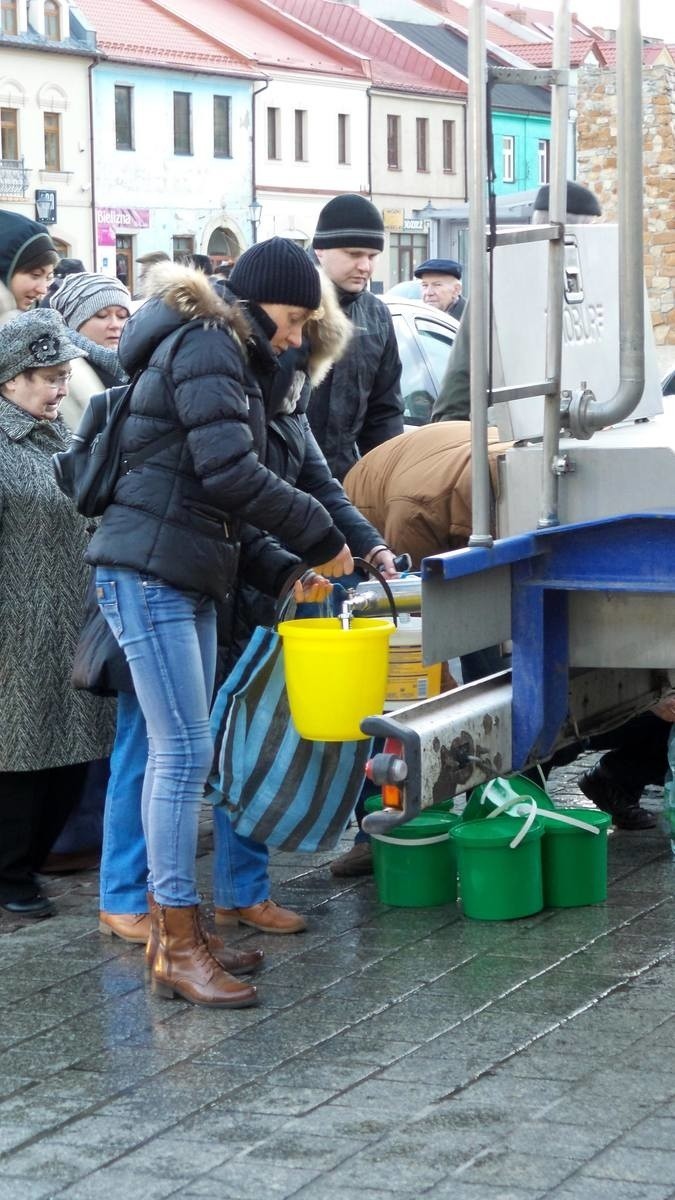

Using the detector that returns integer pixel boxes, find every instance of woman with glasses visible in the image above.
[0,309,116,918]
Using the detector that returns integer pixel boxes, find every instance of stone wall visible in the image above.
[576,65,675,346]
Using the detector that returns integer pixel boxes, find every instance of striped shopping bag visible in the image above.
[209,624,371,852]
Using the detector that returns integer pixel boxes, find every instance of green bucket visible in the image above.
[451,814,545,921]
[540,807,612,907]
[365,799,459,908]
[463,773,555,823]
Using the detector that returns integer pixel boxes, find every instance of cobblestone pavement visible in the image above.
[0,754,674,1199]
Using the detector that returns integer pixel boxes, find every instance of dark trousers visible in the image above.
[0,763,88,902]
[547,711,670,793]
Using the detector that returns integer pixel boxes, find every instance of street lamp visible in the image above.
[248,198,262,244]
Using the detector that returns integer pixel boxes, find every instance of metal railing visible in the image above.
[0,158,30,198]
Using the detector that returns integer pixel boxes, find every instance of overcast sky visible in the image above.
[572,1,675,41]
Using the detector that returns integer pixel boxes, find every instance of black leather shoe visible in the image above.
[0,893,55,918]
[579,762,657,830]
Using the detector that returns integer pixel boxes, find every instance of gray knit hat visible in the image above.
[0,309,86,386]
[50,271,131,331]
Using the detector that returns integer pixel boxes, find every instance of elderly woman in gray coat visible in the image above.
[0,309,116,918]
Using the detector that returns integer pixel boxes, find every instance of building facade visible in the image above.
[0,0,97,263]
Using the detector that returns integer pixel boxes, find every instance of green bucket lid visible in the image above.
[451,814,544,848]
[539,806,612,836]
[463,773,554,822]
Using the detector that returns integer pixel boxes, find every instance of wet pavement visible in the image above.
[1,754,674,1200]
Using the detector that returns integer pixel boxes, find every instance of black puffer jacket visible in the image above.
[306,285,404,482]
[86,265,345,600]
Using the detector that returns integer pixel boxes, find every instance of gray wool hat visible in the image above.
[0,309,86,387]
[49,271,131,331]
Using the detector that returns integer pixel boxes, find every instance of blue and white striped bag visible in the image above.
[209,624,371,852]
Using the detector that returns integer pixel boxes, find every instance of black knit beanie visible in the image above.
[229,237,321,310]
[313,194,384,251]
[533,181,602,218]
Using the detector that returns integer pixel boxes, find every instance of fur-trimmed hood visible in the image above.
[303,270,352,386]
[118,262,251,376]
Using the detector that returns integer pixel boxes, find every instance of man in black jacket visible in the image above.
[307,194,404,482]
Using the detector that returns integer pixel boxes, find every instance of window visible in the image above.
[442,119,456,173]
[416,117,429,172]
[502,135,515,183]
[294,109,307,162]
[1,108,18,160]
[44,0,59,39]
[213,95,231,158]
[114,86,134,151]
[172,235,195,261]
[173,92,192,155]
[43,111,60,171]
[387,114,400,170]
[267,107,280,160]
[337,113,350,165]
[1,0,18,35]
[538,138,550,185]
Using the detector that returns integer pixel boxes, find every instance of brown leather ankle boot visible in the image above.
[146,893,263,978]
[151,904,259,1008]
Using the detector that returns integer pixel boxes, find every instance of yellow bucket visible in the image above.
[278,616,395,741]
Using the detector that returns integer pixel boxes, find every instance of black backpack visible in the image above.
[52,321,198,517]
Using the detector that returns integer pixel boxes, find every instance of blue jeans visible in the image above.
[96,568,217,907]
[99,692,149,913]
[212,808,270,909]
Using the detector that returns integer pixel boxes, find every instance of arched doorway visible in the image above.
[207,226,240,272]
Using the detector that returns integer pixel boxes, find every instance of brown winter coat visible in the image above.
[343,422,512,568]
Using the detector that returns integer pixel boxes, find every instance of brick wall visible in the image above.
[576,64,675,346]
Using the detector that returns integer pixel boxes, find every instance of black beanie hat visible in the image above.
[0,210,58,286]
[313,194,384,251]
[533,181,602,218]
[228,237,321,310]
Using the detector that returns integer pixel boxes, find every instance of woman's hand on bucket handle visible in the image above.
[313,545,354,579]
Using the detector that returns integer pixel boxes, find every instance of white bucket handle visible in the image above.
[371,832,450,847]
[483,783,600,849]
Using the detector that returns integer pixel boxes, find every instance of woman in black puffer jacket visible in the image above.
[89,240,352,1009]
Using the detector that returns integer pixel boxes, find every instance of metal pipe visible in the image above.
[538,0,570,529]
[468,0,493,548]
[568,0,644,436]
[351,577,423,616]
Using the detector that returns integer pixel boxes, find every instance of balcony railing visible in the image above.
[0,158,30,198]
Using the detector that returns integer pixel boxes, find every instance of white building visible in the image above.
[0,0,97,264]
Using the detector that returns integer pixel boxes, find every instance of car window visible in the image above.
[391,313,436,425]
[414,318,456,391]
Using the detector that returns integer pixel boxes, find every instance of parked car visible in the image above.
[383,297,460,426]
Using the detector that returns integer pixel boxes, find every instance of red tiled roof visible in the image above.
[598,40,673,67]
[77,0,260,73]
[274,0,467,93]
[501,37,608,67]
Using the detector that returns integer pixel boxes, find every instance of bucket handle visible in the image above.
[484,791,600,849]
[274,556,399,628]
[371,832,450,847]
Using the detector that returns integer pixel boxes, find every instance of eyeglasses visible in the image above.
[41,371,73,389]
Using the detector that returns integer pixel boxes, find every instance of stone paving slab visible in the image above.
[0,757,674,1198]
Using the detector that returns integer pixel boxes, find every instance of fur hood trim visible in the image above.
[141,261,251,347]
[304,272,352,385]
